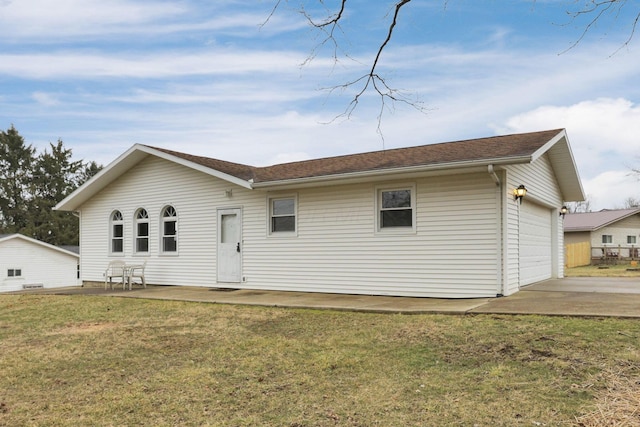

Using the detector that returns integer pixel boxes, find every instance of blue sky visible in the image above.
[1,0,639,210]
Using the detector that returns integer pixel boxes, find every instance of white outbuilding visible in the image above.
[0,234,79,292]
[55,129,584,298]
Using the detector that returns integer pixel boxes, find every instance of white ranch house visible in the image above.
[55,129,584,298]
[0,234,79,292]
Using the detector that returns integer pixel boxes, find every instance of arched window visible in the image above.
[135,208,149,253]
[161,205,178,253]
[110,210,124,254]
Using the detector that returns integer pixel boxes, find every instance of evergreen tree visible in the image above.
[0,126,36,234]
[27,140,84,245]
[0,126,102,246]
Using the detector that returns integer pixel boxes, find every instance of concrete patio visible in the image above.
[12,277,640,318]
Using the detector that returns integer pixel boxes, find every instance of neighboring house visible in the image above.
[564,208,640,262]
[55,128,584,298]
[0,234,80,292]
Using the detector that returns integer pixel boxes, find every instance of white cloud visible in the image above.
[495,98,640,210]
[0,0,184,38]
[495,98,640,176]
[0,0,301,40]
[583,170,640,210]
[31,92,59,106]
[0,50,313,79]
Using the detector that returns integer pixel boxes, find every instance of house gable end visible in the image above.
[55,144,254,212]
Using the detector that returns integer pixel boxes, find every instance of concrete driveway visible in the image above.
[470,277,640,317]
[525,277,640,294]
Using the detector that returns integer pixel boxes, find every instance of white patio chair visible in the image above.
[104,260,127,290]
[127,261,147,290]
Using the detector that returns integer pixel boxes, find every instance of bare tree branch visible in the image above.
[264,0,638,133]
[561,0,639,54]
[266,0,425,133]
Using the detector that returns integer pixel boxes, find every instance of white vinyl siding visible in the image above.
[247,173,500,298]
[79,156,235,287]
[0,237,78,292]
[76,151,567,298]
[78,157,500,297]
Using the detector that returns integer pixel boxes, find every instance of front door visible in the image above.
[217,208,242,283]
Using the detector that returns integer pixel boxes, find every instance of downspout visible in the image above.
[488,165,504,296]
[488,164,500,186]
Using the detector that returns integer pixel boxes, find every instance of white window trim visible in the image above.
[109,210,124,256]
[160,205,179,256]
[602,234,613,245]
[134,208,150,255]
[627,235,637,245]
[267,194,298,237]
[375,183,417,234]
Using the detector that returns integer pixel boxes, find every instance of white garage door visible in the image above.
[519,201,552,286]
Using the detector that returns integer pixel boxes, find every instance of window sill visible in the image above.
[376,227,417,235]
[268,231,298,238]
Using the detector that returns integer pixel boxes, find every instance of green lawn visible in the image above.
[0,295,638,426]
[565,263,640,277]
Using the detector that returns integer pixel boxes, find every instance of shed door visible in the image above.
[217,208,242,283]
[519,201,552,286]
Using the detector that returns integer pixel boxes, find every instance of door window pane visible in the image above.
[221,214,237,243]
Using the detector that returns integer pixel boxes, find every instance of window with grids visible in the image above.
[602,235,613,244]
[378,187,414,229]
[270,197,296,233]
[628,235,637,245]
[135,208,149,253]
[7,268,22,277]
[110,210,124,254]
[161,205,178,252]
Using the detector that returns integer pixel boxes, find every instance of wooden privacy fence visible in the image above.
[565,242,591,268]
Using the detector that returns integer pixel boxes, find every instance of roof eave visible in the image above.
[252,156,532,189]
[536,129,585,202]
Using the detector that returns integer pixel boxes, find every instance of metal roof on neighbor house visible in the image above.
[563,208,640,232]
